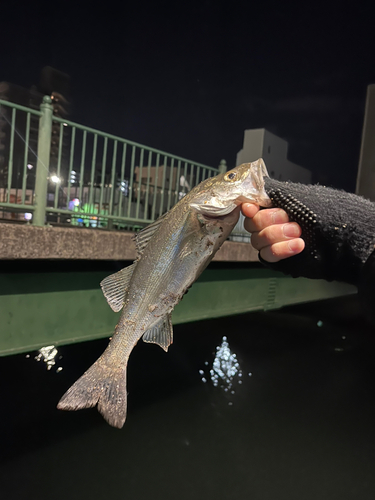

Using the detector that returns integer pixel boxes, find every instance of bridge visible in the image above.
[0,97,355,356]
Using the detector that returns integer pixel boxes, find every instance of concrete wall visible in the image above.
[0,223,259,262]
[236,129,264,167]
[356,84,375,201]
[236,128,312,184]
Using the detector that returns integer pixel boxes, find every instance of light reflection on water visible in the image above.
[200,336,251,405]
[32,345,63,372]
[210,336,242,390]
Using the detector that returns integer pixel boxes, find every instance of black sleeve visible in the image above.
[259,178,375,286]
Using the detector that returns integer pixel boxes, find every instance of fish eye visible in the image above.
[225,172,237,181]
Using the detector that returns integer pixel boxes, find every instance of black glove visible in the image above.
[261,178,375,286]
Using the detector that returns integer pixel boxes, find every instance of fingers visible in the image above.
[241,203,260,219]
[243,206,289,232]
[251,222,302,250]
[241,204,305,263]
[259,238,305,263]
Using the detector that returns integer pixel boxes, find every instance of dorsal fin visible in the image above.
[142,314,173,352]
[100,263,136,312]
[133,213,168,257]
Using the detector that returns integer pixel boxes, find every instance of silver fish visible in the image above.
[57,159,271,428]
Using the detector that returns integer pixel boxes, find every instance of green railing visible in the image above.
[0,100,41,216]
[0,96,224,230]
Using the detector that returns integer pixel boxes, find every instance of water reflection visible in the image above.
[3,300,375,500]
[210,336,242,390]
[200,336,245,401]
[33,345,63,372]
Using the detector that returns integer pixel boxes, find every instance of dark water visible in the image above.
[1,295,375,500]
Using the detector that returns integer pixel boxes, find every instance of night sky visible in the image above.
[2,1,375,191]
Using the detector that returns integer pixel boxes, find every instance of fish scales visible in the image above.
[58,159,271,428]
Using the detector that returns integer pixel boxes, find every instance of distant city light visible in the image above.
[51,175,61,183]
[70,170,77,184]
[68,198,80,210]
[90,217,98,228]
[63,123,68,127]
[27,163,33,170]
[119,179,129,196]
[24,213,32,220]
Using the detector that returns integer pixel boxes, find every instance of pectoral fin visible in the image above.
[100,263,136,312]
[142,314,173,352]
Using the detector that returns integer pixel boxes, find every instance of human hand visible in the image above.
[242,177,375,285]
[241,203,305,263]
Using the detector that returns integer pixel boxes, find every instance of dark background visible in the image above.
[1,5,375,496]
[2,1,374,190]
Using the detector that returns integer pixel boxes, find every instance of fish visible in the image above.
[57,158,271,428]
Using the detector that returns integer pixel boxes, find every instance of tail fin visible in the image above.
[57,358,127,429]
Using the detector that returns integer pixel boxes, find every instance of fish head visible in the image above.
[190,158,272,216]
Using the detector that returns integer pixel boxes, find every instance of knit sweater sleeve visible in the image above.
[259,178,375,286]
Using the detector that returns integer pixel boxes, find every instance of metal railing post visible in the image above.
[218,159,227,174]
[33,96,53,226]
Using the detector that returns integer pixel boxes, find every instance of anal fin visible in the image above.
[142,314,173,352]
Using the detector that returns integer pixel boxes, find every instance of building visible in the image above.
[236,128,312,184]
[0,82,42,189]
[356,84,375,201]
[0,68,71,195]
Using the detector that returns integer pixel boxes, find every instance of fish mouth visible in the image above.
[238,160,271,207]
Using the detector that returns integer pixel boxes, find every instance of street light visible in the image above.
[51,175,61,184]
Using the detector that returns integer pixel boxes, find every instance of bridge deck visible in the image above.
[0,224,356,357]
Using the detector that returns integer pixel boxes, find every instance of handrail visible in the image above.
[0,96,223,230]
[53,115,217,171]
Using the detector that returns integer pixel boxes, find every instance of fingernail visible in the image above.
[271,209,288,224]
[288,239,303,252]
[283,223,300,237]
